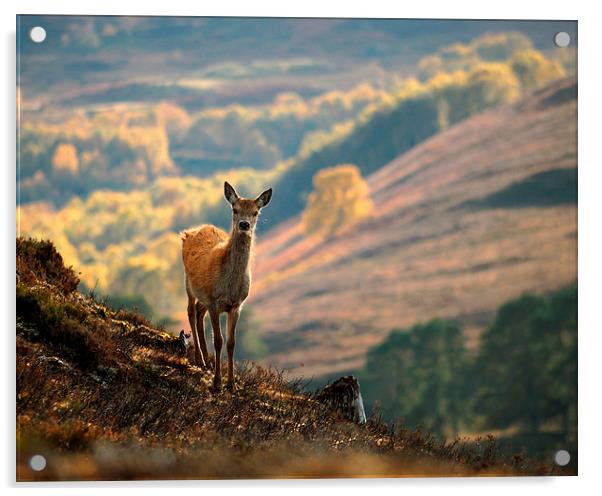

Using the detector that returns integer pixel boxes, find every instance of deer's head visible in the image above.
[224,181,272,236]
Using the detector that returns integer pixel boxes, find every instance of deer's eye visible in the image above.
[233,209,239,215]
[253,212,258,217]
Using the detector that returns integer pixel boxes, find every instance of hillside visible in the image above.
[17,32,572,327]
[16,238,567,480]
[249,77,577,378]
[18,17,575,105]
[19,28,570,212]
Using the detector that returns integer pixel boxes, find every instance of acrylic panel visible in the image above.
[16,15,577,481]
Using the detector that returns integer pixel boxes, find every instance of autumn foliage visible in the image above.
[510,49,565,90]
[51,143,79,176]
[302,165,373,237]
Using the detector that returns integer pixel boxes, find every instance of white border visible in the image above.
[3,1,601,494]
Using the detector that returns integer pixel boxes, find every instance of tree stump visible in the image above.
[315,375,367,424]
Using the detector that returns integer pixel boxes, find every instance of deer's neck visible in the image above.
[224,230,253,276]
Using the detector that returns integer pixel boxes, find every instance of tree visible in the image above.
[472,32,533,61]
[510,49,565,91]
[544,286,578,439]
[476,287,577,437]
[301,165,373,237]
[51,143,79,175]
[154,102,192,140]
[465,63,521,111]
[361,319,469,436]
[418,54,444,81]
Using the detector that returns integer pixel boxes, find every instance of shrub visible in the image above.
[16,284,114,369]
[16,237,80,293]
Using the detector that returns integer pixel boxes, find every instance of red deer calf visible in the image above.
[181,182,272,391]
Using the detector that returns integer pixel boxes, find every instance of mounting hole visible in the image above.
[554,32,571,48]
[29,26,46,43]
[29,454,47,471]
[554,449,570,466]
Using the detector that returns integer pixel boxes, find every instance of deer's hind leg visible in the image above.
[195,301,210,368]
[186,286,205,367]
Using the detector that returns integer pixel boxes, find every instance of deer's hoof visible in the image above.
[226,381,238,393]
[211,379,222,394]
[191,352,205,367]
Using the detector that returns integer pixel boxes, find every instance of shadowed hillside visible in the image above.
[17,238,570,480]
[250,78,577,377]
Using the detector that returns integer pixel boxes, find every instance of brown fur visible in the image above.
[181,183,272,391]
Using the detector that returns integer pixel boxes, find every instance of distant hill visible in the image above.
[17,238,563,480]
[265,47,568,227]
[18,16,575,105]
[249,78,577,378]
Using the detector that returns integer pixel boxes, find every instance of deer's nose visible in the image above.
[238,220,250,231]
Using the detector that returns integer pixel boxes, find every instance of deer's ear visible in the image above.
[255,188,272,208]
[224,181,239,205]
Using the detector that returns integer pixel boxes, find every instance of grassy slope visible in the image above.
[249,78,577,377]
[16,239,567,480]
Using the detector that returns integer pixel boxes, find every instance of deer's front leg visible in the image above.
[195,302,210,368]
[208,306,223,392]
[187,295,204,367]
[226,307,240,391]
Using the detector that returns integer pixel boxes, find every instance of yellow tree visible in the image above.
[302,164,373,237]
[154,102,192,139]
[466,62,521,109]
[51,143,79,175]
[472,32,533,61]
[510,49,565,90]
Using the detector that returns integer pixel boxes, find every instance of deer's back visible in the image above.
[182,225,229,299]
